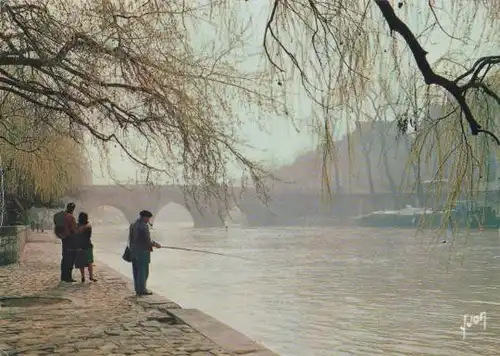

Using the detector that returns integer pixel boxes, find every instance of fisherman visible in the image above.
[129,210,161,296]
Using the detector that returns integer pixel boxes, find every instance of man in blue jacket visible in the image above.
[129,210,161,296]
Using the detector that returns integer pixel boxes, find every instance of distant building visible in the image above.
[273,103,487,195]
[274,120,412,193]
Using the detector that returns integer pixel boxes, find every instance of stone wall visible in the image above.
[0,226,29,266]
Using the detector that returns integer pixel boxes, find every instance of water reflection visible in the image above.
[93,225,500,356]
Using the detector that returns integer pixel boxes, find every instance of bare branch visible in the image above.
[374,0,497,143]
[0,0,284,208]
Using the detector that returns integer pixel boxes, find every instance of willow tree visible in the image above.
[0,1,283,213]
[0,96,89,224]
[2,1,499,215]
[261,0,500,204]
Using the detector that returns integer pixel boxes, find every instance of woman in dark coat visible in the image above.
[74,212,97,282]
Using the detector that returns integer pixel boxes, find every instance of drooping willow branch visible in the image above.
[0,1,280,208]
[263,0,500,145]
[374,1,499,144]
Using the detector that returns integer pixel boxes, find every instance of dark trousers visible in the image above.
[61,241,76,281]
[132,259,149,294]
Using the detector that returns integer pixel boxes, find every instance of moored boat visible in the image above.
[353,206,439,228]
[353,203,500,229]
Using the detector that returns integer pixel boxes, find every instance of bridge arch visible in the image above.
[82,205,129,226]
[154,200,227,228]
[69,185,243,228]
[154,202,194,228]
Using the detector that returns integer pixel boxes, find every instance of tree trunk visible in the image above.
[356,121,375,195]
[362,146,376,195]
[333,158,342,193]
[379,132,398,207]
[4,193,26,225]
[403,136,423,207]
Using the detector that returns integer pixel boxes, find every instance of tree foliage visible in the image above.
[262,0,500,204]
[0,94,90,223]
[263,0,499,135]
[0,0,283,208]
[1,0,499,215]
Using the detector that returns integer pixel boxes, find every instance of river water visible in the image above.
[92,224,500,356]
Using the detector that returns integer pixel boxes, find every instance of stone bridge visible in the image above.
[67,184,338,228]
[65,184,452,228]
[67,185,240,228]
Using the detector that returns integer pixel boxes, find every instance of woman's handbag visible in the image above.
[122,246,133,262]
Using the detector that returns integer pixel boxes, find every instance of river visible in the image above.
[92,224,500,356]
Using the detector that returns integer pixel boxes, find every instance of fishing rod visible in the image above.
[140,224,248,260]
[158,245,250,261]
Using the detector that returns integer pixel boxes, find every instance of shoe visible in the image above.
[136,290,153,296]
[81,277,85,283]
[90,277,97,282]
[67,279,77,283]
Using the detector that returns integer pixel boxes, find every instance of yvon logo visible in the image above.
[460,312,487,340]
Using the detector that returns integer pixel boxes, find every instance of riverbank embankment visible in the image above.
[0,232,278,356]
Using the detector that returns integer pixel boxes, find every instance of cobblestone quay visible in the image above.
[0,233,277,356]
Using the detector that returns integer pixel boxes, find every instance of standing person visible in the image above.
[74,212,97,283]
[54,203,91,282]
[129,210,161,296]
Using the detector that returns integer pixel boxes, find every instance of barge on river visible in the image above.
[353,202,499,229]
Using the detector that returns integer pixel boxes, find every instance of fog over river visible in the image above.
[90,211,500,356]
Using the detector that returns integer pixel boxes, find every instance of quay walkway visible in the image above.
[0,233,277,356]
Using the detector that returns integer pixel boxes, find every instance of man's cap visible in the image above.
[66,202,76,210]
[139,210,153,218]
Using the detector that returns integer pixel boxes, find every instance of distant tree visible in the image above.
[359,93,400,197]
[0,97,88,224]
[355,121,376,195]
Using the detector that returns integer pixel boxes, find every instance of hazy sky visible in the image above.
[91,1,495,185]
